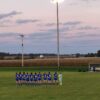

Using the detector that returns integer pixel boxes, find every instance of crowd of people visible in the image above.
[15,72,62,86]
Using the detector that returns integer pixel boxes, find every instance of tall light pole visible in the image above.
[20,34,24,67]
[51,0,64,70]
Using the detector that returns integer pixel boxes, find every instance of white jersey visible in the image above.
[58,73,62,85]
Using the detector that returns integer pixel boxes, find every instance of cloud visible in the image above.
[77,26,100,30]
[0,11,21,20]
[16,19,40,24]
[38,20,76,28]
[26,28,58,41]
[29,31,55,38]
[38,21,99,38]
[0,19,13,27]
[0,31,100,54]
[0,32,19,37]
[60,21,99,32]
[69,0,99,6]
[0,25,11,27]
[61,31,100,40]
[40,21,81,27]
[63,21,81,26]
[44,23,56,27]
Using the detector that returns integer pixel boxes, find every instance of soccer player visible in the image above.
[47,72,52,84]
[26,72,29,85]
[19,72,22,85]
[16,72,19,85]
[58,73,62,86]
[22,72,26,85]
[43,72,47,84]
[30,72,33,85]
[53,72,58,84]
[37,72,42,84]
[93,66,95,72]
[25,72,27,84]
[33,72,37,85]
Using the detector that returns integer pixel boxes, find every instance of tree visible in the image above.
[76,53,80,57]
[97,50,100,57]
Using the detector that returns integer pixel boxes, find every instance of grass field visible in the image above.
[0,69,100,100]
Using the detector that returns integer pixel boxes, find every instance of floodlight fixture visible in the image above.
[51,0,64,4]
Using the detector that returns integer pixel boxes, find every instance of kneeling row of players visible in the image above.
[16,72,58,85]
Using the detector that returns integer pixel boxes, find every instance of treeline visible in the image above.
[0,53,57,59]
[0,50,100,60]
[0,53,56,57]
[76,50,100,57]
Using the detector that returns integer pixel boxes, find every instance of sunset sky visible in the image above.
[0,0,100,54]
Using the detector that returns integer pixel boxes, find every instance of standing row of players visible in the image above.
[16,72,58,85]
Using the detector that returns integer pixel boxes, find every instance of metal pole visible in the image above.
[56,2,60,70]
[20,35,24,67]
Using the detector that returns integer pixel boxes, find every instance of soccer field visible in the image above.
[0,70,100,100]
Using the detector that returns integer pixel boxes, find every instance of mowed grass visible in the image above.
[0,71,100,100]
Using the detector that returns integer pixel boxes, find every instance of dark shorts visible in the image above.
[19,78,22,81]
[26,78,29,81]
[16,78,19,81]
[44,78,47,80]
[54,78,57,80]
[34,78,37,81]
[30,79,33,81]
[23,78,26,81]
[38,78,41,81]
[48,78,51,81]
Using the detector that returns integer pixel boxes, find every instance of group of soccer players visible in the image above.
[16,72,58,85]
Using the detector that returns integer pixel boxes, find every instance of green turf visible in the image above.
[0,71,100,100]
[0,67,88,72]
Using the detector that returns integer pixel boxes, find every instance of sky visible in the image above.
[0,0,100,54]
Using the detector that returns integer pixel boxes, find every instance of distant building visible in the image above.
[39,55,44,59]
